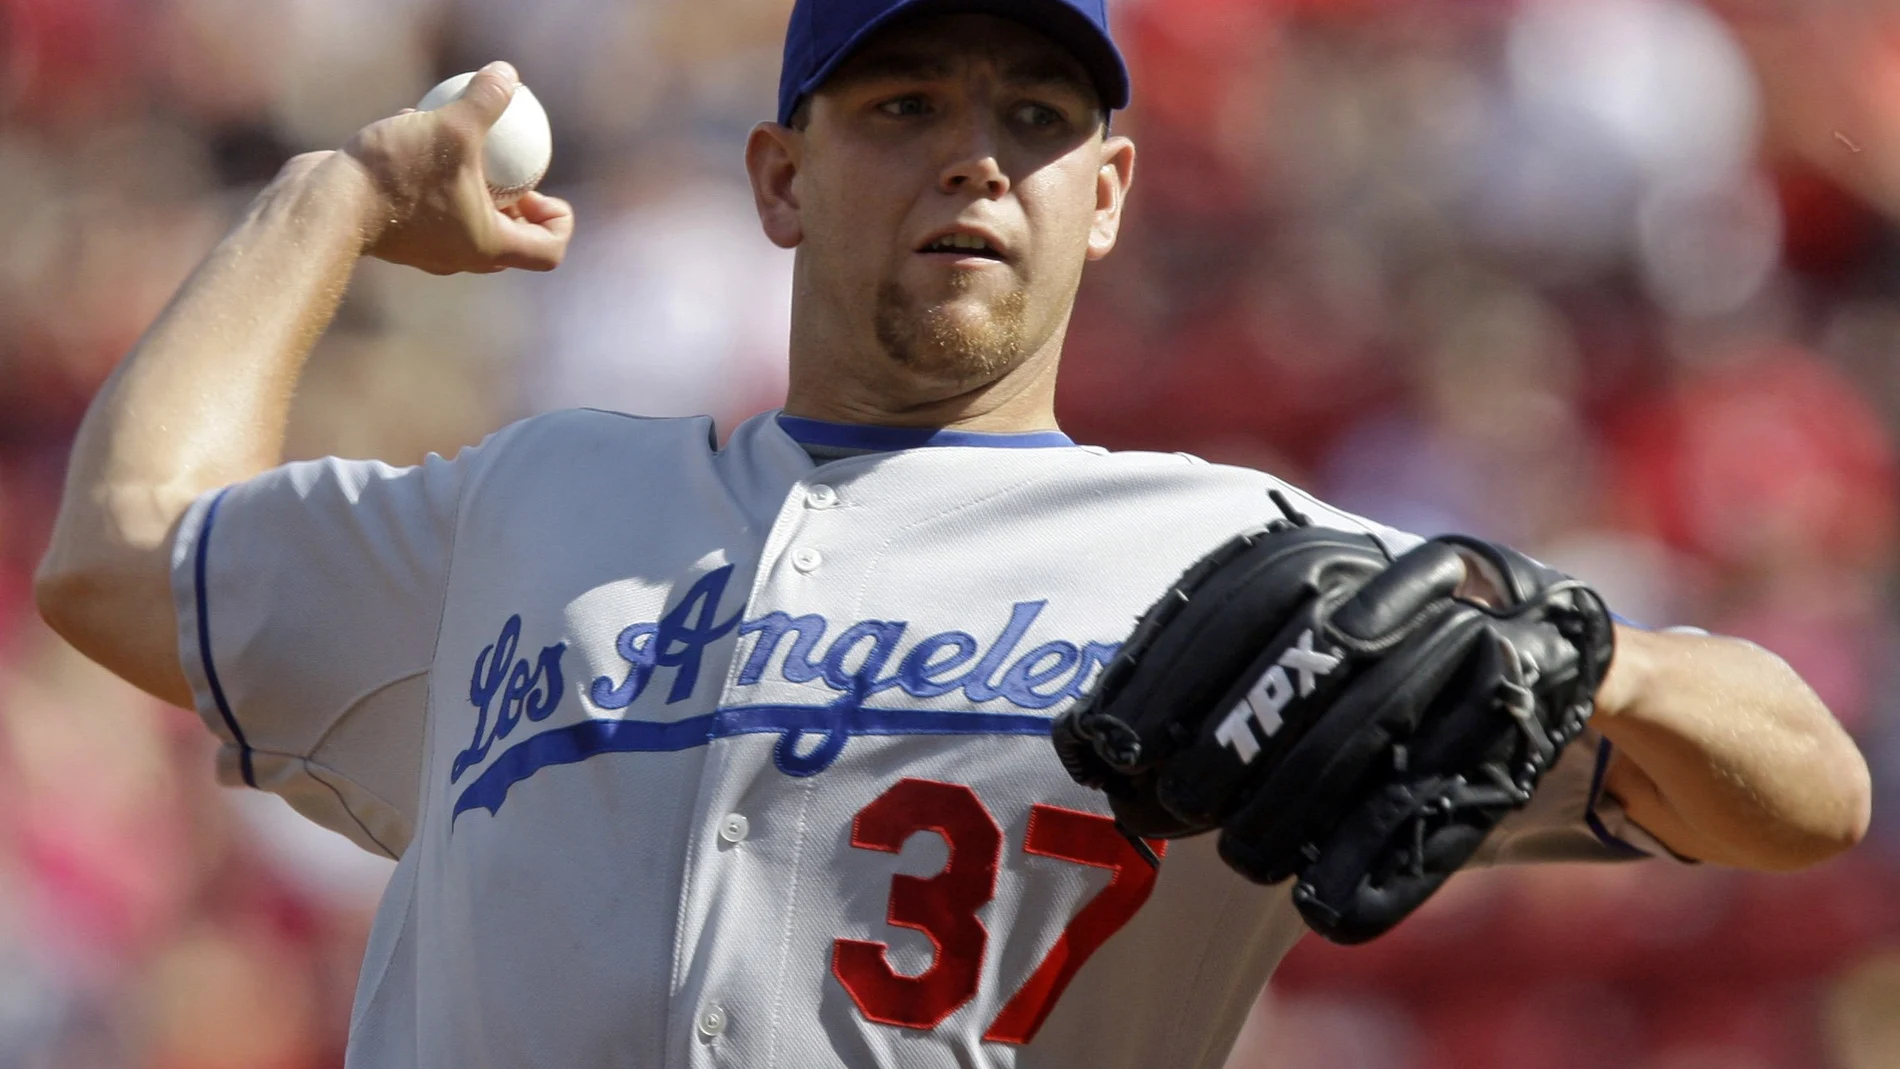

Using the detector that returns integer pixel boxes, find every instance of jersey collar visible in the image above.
[775,413,1075,452]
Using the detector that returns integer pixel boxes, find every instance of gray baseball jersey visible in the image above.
[170,408,1663,1068]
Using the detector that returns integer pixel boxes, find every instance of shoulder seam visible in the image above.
[576,406,665,422]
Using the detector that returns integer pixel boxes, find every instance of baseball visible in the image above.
[416,71,552,205]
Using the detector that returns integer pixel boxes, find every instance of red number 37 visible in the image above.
[831,778,1166,1046]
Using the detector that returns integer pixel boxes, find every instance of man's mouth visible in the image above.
[917,233,1008,262]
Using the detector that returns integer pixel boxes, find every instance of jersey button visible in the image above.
[792,547,822,573]
[806,484,839,509]
[697,1004,727,1040]
[719,813,750,843]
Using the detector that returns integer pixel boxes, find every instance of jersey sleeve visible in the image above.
[1468,728,1677,865]
[1260,479,1425,559]
[170,446,481,859]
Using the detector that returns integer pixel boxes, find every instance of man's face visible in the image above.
[778,13,1130,391]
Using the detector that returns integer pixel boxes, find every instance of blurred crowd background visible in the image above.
[2,0,1899,1065]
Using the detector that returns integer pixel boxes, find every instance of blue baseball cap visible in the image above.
[777,0,1130,128]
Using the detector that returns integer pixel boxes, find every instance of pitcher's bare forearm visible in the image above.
[1592,626,1870,870]
[36,156,380,704]
[85,156,375,520]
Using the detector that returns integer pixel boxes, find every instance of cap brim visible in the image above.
[785,0,1129,126]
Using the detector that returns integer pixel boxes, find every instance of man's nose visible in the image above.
[938,117,1010,198]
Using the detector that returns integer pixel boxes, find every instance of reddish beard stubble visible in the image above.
[873,270,1031,386]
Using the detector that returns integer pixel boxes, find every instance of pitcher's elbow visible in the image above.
[1782,748,1873,869]
[1836,750,1874,852]
[34,553,105,651]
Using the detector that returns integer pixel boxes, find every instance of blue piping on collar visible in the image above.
[776,414,1075,452]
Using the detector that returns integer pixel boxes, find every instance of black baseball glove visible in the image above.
[1053,495,1615,944]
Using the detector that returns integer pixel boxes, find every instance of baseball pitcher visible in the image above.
[36,1,1870,1066]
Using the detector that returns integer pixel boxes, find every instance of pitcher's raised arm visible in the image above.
[33,62,573,705]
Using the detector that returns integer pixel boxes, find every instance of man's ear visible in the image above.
[747,122,804,250]
[1087,134,1136,261]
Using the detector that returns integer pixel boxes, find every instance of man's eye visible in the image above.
[878,96,930,117]
[1014,103,1065,128]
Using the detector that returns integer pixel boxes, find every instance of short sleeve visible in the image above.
[1469,728,1679,866]
[170,448,478,858]
[1260,479,1425,560]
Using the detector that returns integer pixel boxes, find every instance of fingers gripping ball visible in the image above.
[417,71,552,205]
[1052,500,1615,944]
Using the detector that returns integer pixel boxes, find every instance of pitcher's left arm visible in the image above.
[1592,625,1870,870]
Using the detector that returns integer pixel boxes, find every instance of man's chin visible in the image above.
[874,281,1031,384]
[886,327,1020,385]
